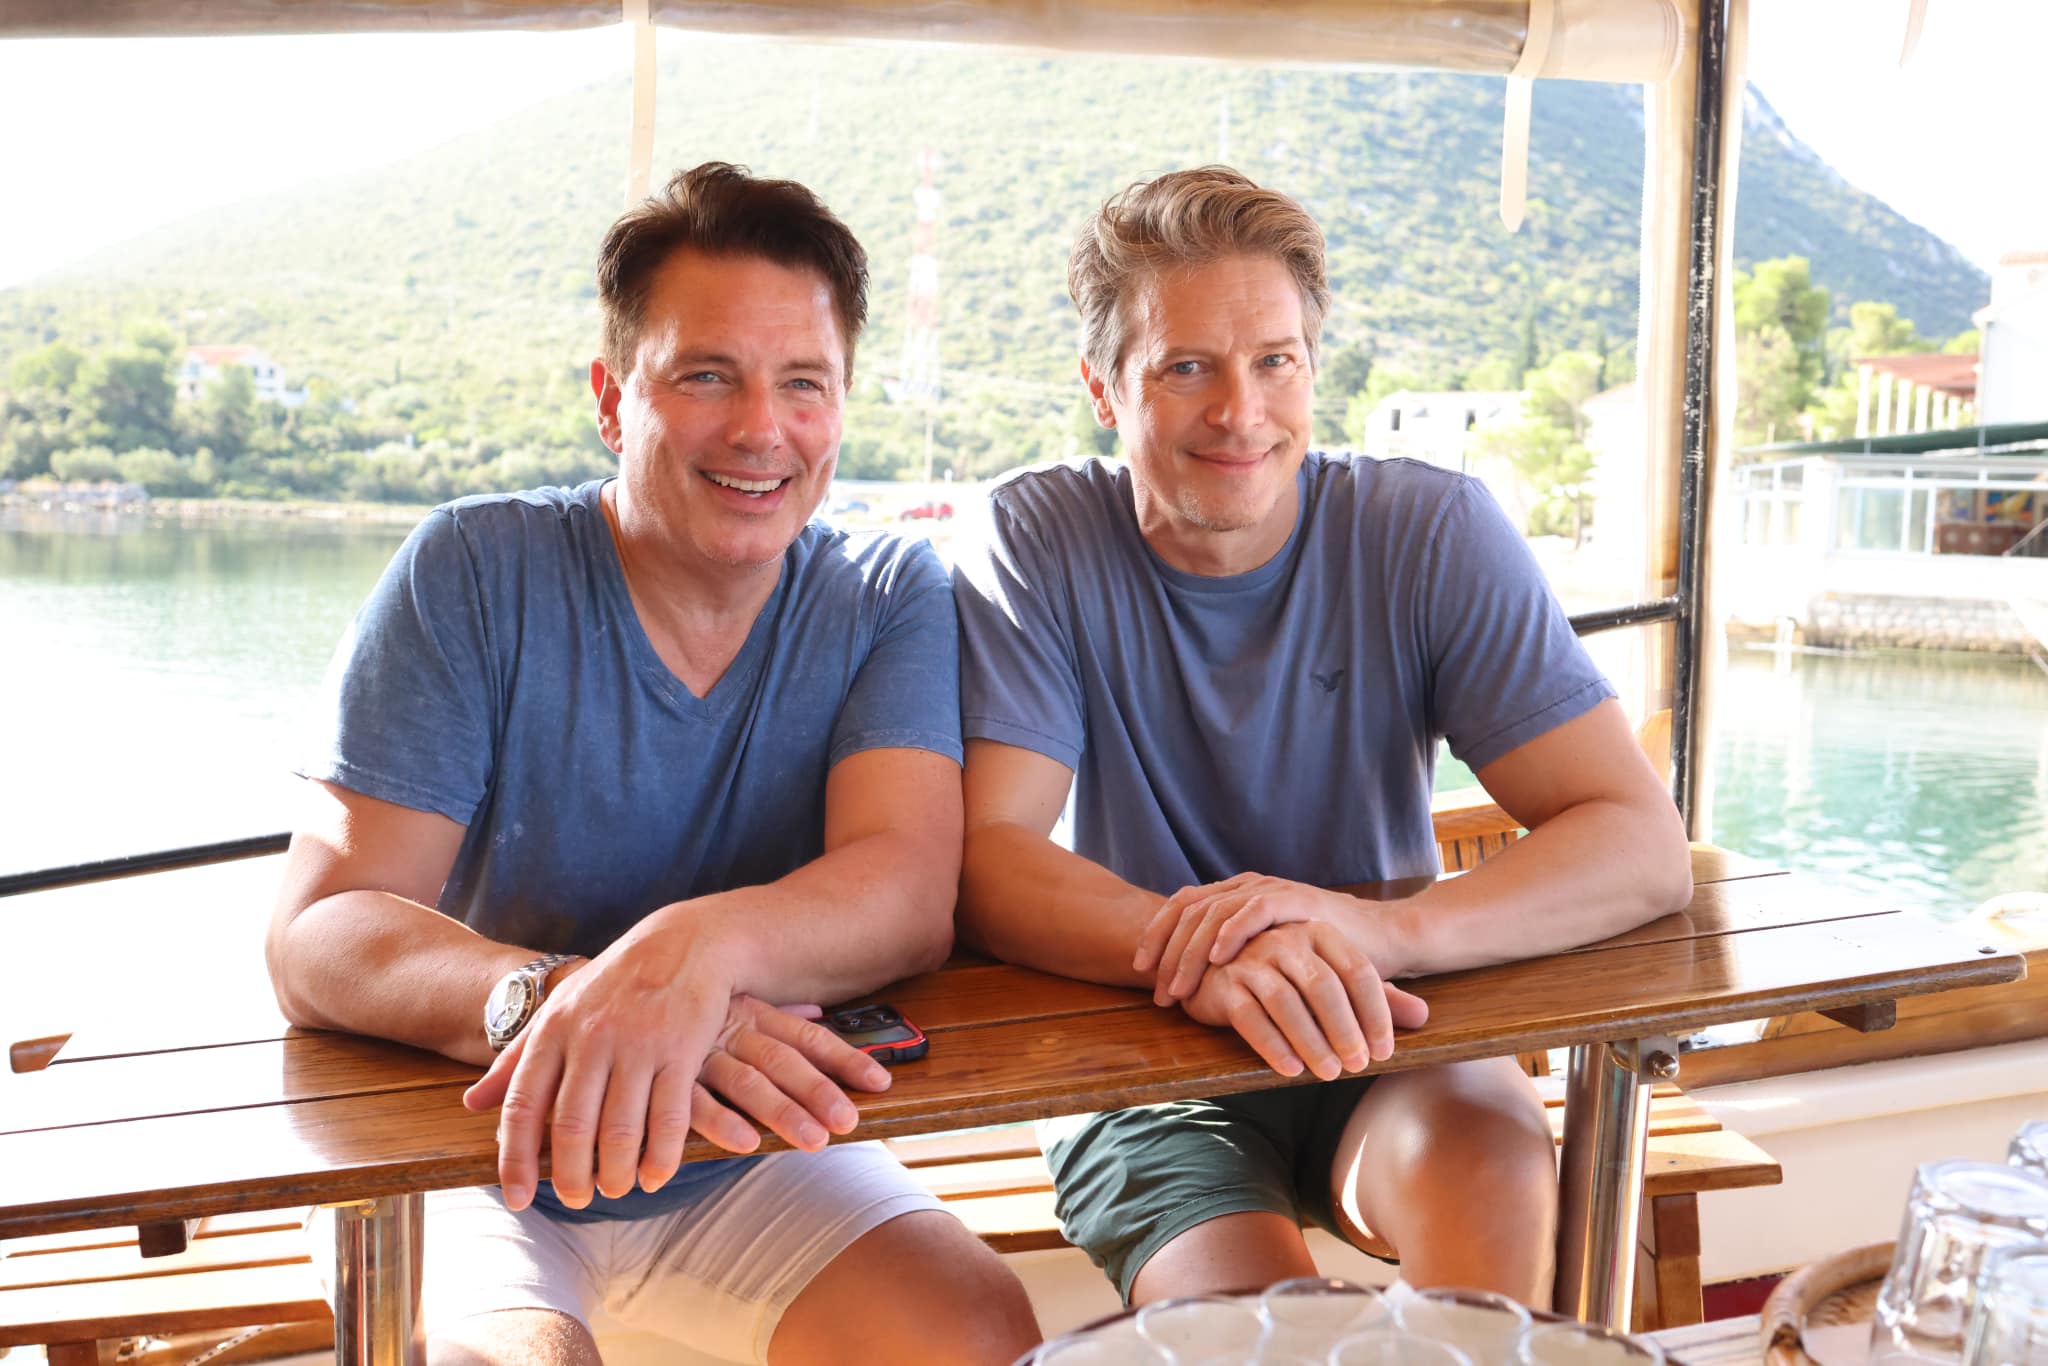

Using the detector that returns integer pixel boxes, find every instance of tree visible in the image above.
[1736,324,1809,450]
[75,329,179,453]
[1467,351,1602,544]
[1524,350,1602,439]
[1732,257,1829,387]
[1313,343,1373,444]
[49,445,122,482]
[1846,301,1928,358]
[192,364,258,467]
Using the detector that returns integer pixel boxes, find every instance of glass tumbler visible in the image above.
[1872,1159,2048,1362]
[1514,1321,1666,1366]
[1259,1278,1389,1357]
[1035,1326,1168,1364]
[1393,1288,1534,1366]
[2009,1122,2048,1181]
[1136,1295,1268,1363]
[1328,1330,1476,1366]
[1961,1243,2048,1366]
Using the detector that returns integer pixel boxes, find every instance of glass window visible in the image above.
[1906,487,1931,553]
[1855,488,1906,551]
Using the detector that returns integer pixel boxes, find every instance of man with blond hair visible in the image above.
[953,166,1693,1307]
[270,163,1037,1365]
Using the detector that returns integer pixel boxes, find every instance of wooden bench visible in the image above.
[0,1086,1775,1363]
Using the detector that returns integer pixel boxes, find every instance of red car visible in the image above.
[899,501,955,521]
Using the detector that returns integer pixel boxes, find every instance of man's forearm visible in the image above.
[268,892,538,1066]
[959,821,1161,987]
[667,827,956,1006]
[1375,795,1692,977]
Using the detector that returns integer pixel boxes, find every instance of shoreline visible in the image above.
[0,488,432,526]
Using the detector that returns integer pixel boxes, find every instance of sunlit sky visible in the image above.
[0,2,2040,294]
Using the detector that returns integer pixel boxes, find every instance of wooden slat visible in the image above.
[915,1156,1055,1201]
[0,1260,328,1349]
[885,1128,1043,1167]
[0,1034,478,1136]
[1687,844,1786,887]
[1640,1130,1782,1197]
[939,1189,1068,1255]
[1679,950,2048,1088]
[10,1035,69,1073]
[1,1212,303,1260]
[0,1227,311,1292]
[878,966,1146,1032]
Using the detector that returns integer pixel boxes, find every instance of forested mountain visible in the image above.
[0,38,1988,496]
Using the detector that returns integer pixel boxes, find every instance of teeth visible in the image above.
[706,472,786,493]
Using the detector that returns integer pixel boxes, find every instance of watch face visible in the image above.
[485,974,534,1039]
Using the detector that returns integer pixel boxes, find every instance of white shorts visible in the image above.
[309,1142,943,1364]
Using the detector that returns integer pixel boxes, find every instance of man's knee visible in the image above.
[771,1210,1039,1366]
[429,1308,601,1366]
[1341,1060,1558,1226]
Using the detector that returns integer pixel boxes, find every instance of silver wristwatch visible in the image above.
[483,952,577,1052]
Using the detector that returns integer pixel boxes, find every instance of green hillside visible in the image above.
[0,39,1988,495]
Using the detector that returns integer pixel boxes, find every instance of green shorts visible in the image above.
[1041,1076,1386,1303]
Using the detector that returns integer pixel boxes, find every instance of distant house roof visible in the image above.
[1999,249,2048,268]
[1740,419,2048,459]
[1582,380,1639,413]
[185,344,263,367]
[1852,352,1978,399]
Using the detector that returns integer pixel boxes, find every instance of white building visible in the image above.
[177,345,305,407]
[1357,389,1521,472]
[1976,250,2048,425]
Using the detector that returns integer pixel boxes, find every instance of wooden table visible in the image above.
[0,848,2026,1363]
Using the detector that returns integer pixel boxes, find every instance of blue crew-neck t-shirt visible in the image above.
[952,453,1612,893]
[299,478,962,1221]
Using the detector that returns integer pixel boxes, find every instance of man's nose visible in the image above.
[725,384,782,453]
[1205,366,1264,433]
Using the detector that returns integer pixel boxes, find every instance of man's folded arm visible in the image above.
[1373,698,1693,977]
[958,738,1164,988]
[266,779,528,1067]
[676,743,961,1006]
[268,744,962,1072]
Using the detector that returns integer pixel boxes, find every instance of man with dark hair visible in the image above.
[955,166,1693,1307]
[269,163,1038,1366]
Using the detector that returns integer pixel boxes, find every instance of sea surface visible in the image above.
[4,509,2044,918]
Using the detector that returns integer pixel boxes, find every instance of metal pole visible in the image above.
[1554,1037,1679,1329]
[332,1196,426,1366]
[1670,0,1732,831]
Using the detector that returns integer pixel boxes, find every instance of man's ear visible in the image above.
[591,358,625,454]
[1079,358,1117,429]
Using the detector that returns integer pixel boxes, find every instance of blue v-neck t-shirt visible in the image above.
[952,453,1611,894]
[299,478,962,1219]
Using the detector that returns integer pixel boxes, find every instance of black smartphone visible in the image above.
[823,1003,929,1065]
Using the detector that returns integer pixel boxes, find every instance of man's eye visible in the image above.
[1169,360,1201,376]
[1260,353,1292,368]
[789,377,822,392]
[682,371,723,384]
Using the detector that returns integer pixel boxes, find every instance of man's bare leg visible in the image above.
[430,1309,602,1366]
[770,1209,1040,1366]
[1128,1211,1320,1305]
[1331,1057,1558,1306]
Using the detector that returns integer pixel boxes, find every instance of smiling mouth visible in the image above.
[703,471,790,498]
[1187,447,1269,467]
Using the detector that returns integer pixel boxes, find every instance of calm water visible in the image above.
[3,514,2044,916]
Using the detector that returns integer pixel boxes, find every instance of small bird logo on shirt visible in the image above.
[1311,669,1346,694]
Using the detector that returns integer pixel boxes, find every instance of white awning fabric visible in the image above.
[4,0,1685,85]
